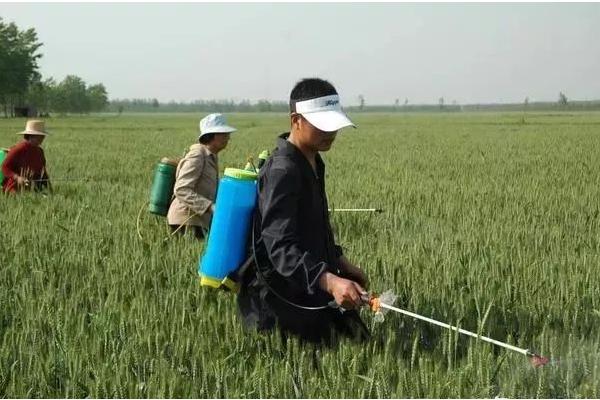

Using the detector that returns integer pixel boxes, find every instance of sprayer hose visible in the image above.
[250,214,333,311]
[136,201,149,241]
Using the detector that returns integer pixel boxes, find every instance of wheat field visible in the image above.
[1,112,599,397]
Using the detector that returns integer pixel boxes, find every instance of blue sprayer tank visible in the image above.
[199,167,258,291]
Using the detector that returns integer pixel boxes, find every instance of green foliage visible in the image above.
[0,18,109,116]
[52,75,89,114]
[0,17,43,116]
[25,77,55,115]
[26,76,109,115]
[1,112,600,397]
[87,84,109,112]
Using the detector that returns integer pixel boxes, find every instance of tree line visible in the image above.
[26,76,108,116]
[108,98,289,114]
[349,93,600,113]
[0,17,108,117]
[109,92,600,114]
[109,97,600,114]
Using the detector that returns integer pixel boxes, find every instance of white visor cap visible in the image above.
[199,113,237,138]
[293,94,356,132]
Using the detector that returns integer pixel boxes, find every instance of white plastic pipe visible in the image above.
[379,302,530,356]
[328,208,382,213]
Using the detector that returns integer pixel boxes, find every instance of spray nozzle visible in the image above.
[526,351,550,367]
[365,290,398,323]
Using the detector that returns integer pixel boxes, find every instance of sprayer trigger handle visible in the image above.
[328,301,346,313]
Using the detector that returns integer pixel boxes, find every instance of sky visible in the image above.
[2,2,600,105]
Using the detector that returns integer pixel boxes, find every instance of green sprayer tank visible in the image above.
[148,157,179,216]
[0,148,8,185]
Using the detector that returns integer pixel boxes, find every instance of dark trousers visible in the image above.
[238,283,370,346]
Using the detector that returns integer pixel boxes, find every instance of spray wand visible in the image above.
[329,208,383,213]
[364,292,549,367]
[24,177,92,184]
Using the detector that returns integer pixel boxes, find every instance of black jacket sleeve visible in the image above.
[259,162,327,296]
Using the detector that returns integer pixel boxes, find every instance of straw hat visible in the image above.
[18,120,49,136]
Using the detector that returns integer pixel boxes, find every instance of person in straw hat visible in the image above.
[167,113,237,239]
[2,120,51,194]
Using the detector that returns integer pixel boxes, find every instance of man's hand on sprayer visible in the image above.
[319,271,367,310]
[16,175,30,188]
[338,256,369,290]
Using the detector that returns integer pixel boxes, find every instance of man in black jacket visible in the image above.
[238,78,370,345]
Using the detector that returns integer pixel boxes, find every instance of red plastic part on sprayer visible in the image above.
[528,354,550,367]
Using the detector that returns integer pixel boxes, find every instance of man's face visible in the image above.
[293,114,338,152]
[29,135,45,146]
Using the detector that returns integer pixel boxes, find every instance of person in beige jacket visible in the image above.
[167,113,237,239]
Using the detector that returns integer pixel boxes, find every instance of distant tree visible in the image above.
[0,17,43,117]
[404,98,409,106]
[358,95,365,111]
[117,105,124,115]
[558,92,568,107]
[50,81,68,114]
[524,96,529,107]
[394,98,399,108]
[87,83,108,112]
[26,77,55,115]
[257,99,271,112]
[53,75,89,114]
[439,97,444,110]
[152,98,159,108]
[238,99,251,112]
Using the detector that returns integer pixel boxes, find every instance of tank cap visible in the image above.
[224,167,258,181]
[160,157,179,167]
